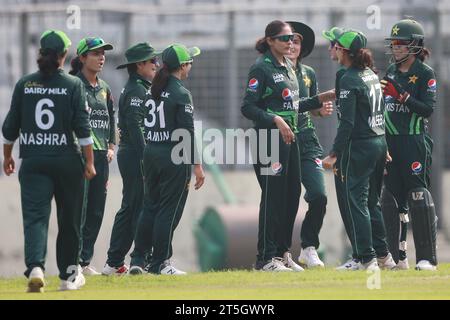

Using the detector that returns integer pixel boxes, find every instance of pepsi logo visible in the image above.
[411,161,422,173]
[315,158,323,168]
[248,78,259,90]
[282,88,292,101]
[428,79,436,90]
[271,162,283,174]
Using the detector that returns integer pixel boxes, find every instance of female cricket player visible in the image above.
[128,44,205,275]
[286,21,333,269]
[102,43,159,275]
[322,26,362,271]
[241,20,334,272]
[2,30,95,291]
[69,37,115,276]
[381,19,438,271]
[322,30,396,270]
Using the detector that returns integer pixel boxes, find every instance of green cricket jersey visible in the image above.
[242,51,320,133]
[77,72,116,151]
[2,69,92,158]
[384,59,436,135]
[331,67,385,155]
[295,63,320,133]
[144,75,198,162]
[117,72,150,157]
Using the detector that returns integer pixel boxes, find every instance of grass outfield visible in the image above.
[1,264,450,300]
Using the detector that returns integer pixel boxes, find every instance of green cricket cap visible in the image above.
[77,37,113,56]
[337,30,367,53]
[40,29,71,54]
[322,27,344,42]
[162,44,201,69]
[116,42,159,69]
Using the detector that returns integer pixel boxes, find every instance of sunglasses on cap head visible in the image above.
[78,37,106,55]
[271,34,295,42]
[86,37,104,48]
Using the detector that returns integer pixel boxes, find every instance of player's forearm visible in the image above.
[3,143,13,159]
[82,144,94,165]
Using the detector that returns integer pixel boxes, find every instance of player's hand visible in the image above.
[322,155,337,170]
[107,148,115,163]
[319,101,334,117]
[318,89,336,103]
[84,162,96,180]
[194,164,205,190]
[386,150,392,163]
[274,116,295,145]
[3,156,15,176]
[380,76,410,103]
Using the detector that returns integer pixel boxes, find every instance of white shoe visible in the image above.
[258,258,293,272]
[298,246,325,268]
[360,258,380,271]
[336,258,361,271]
[27,267,45,293]
[377,253,396,270]
[102,263,129,276]
[415,260,437,271]
[160,260,187,275]
[59,266,86,291]
[396,258,409,270]
[282,252,304,272]
[128,265,145,275]
[82,265,101,276]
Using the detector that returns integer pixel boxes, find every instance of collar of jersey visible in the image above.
[264,50,288,69]
[130,72,151,87]
[76,71,101,89]
[394,57,421,76]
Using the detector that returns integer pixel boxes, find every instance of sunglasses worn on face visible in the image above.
[272,34,294,42]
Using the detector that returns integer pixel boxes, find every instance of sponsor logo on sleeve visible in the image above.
[271,162,283,174]
[185,104,194,114]
[315,158,324,169]
[411,161,423,175]
[340,90,350,99]
[427,79,437,92]
[248,78,259,91]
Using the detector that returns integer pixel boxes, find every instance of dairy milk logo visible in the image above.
[273,73,285,83]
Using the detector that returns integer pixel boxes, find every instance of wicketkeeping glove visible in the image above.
[380,76,410,103]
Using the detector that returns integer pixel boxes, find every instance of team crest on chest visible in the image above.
[408,75,418,84]
[303,75,311,87]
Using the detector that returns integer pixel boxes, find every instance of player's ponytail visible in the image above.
[255,20,291,54]
[37,48,61,77]
[151,64,171,99]
[255,38,269,54]
[351,48,378,73]
[417,47,431,61]
[69,56,84,75]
